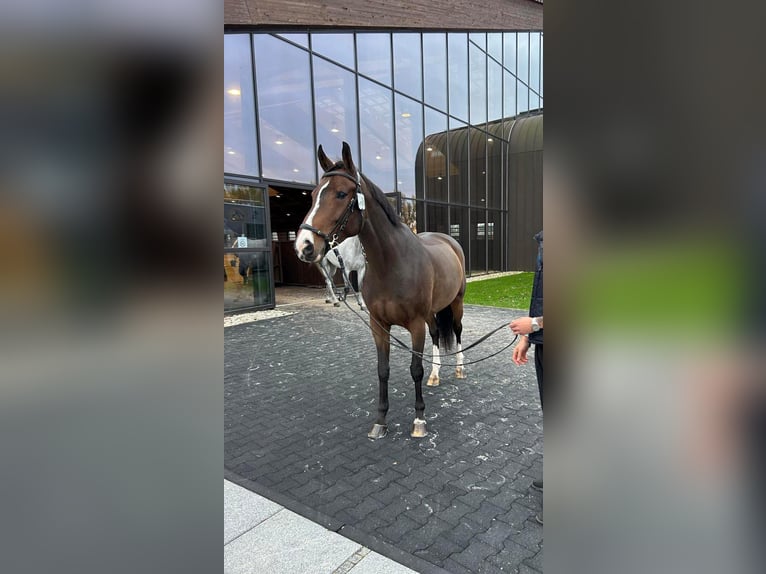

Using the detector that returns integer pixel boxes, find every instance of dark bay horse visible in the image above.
[295,142,466,439]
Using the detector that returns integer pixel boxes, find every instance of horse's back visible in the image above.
[417,232,465,267]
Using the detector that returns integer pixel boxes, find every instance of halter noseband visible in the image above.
[299,169,366,250]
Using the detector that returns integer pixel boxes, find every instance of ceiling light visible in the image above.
[293,168,300,172]
[275,140,284,145]
[302,191,308,195]
[286,213,291,216]
[375,155,382,160]
[401,112,411,118]
[330,128,339,133]
[226,150,236,155]
[487,138,493,142]
[426,147,433,151]
[227,88,241,96]
[437,176,443,180]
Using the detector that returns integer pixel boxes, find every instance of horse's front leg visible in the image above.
[409,321,428,438]
[368,319,390,439]
[355,267,367,311]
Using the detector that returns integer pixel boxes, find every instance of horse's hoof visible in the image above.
[455,367,466,379]
[426,374,440,387]
[411,419,428,438]
[368,424,388,439]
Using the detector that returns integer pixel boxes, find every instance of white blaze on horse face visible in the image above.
[295,181,330,258]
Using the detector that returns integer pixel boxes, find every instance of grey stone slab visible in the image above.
[224,480,282,544]
[349,552,418,574]
[224,508,360,574]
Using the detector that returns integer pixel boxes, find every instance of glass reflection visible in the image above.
[393,33,422,100]
[517,79,529,114]
[423,107,448,202]
[517,32,529,85]
[487,209,503,273]
[470,208,487,274]
[254,35,315,183]
[488,60,503,123]
[401,199,417,233]
[469,128,486,206]
[469,43,487,125]
[358,77,394,192]
[224,184,272,310]
[486,136,503,208]
[504,71,517,118]
[530,32,540,95]
[423,33,447,111]
[428,203,449,235]
[224,35,258,176]
[395,94,423,198]
[503,33,516,75]
[487,33,503,63]
[448,33,468,121]
[449,117,469,205]
[449,205,469,262]
[358,33,392,85]
[313,57,359,161]
[311,33,355,70]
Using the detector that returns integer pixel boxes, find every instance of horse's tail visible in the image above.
[435,306,455,352]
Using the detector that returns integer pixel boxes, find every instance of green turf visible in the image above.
[463,273,533,309]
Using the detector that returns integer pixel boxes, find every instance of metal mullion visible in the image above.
[250,33,263,178]
[389,32,398,201]
[308,33,319,185]
[354,32,363,175]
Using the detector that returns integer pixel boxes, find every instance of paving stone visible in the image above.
[451,541,500,570]
[224,480,282,545]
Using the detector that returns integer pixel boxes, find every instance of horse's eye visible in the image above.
[336,191,348,199]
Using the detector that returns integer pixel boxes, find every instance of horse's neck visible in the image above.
[358,191,416,275]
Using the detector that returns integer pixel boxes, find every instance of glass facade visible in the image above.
[224,30,543,311]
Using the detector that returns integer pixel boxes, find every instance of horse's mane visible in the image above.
[327,161,400,227]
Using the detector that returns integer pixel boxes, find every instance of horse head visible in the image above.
[295,142,365,263]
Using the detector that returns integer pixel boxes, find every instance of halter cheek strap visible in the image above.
[299,170,366,250]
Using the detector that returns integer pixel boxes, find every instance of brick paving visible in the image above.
[225,300,543,573]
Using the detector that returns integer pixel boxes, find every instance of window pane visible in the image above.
[517,80,529,114]
[428,203,449,235]
[530,91,540,111]
[424,107,448,202]
[486,136,502,208]
[393,33,422,100]
[530,32,540,95]
[470,208,487,274]
[517,32,529,85]
[311,33,355,70]
[488,59,503,122]
[276,33,308,48]
[487,209,503,273]
[313,57,359,163]
[423,33,447,111]
[401,199,418,233]
[358,77,394,193]
[224,184,271,310]
[504,71,516,118]
[540,34,544,97]
[395,94,423,199]
[449,205,469,260]
[254,35,314,183]
[469,128,486,206]
[449,117,468,204]
[487,33,502,63]
[503,33,516,75]
[448,33,468,122]
[224,35,258,176]
[469,43,486,125]
[469,32,486,51]
[358,33,392,85]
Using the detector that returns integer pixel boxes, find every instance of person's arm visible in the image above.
[509,316,543,335]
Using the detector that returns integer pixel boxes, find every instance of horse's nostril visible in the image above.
[303,243,314,256]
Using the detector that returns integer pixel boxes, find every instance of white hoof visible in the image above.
[427,373,440,387]
[455,366,466,379]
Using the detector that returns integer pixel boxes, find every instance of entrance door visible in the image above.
[224,181,274,311]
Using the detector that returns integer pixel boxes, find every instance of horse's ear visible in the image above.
[317,145,334,172]
[341,141,356,175]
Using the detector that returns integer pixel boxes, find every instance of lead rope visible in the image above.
[333,254,519,367]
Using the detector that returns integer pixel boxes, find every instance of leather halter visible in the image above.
[299,169,366,251]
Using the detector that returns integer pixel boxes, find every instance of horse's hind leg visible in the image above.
[426,319,441,387]
[409,321,428,438]
[452,299,466,379]
[355,267,367,311]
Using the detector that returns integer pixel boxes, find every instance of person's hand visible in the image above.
[512,335,530,365]
[509,317,534,335]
